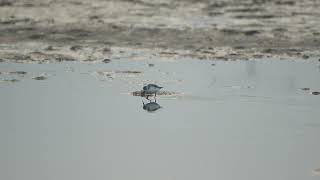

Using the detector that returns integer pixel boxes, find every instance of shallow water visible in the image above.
[1,59,320,180]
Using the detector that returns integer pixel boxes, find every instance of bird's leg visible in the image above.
[146,95,150,100]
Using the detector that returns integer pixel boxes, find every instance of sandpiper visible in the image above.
[142,84,163,99]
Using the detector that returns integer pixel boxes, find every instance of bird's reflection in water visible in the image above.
[142,98,162,112]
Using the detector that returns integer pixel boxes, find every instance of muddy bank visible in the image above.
[1,0,320,62]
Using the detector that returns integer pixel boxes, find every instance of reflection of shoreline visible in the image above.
[142,98,162,112]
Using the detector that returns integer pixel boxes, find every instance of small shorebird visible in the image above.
[142,84,163,99]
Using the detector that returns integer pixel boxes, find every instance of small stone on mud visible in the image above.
[253,54,264,58]
[102,47,111,53]
[301,87,310,91]
[211,63,216,66]
[216,56,228,61]
[302,55,309,59]
[116,70,141,74]
[89,15,100,20]
[70,45,82,51]
[45,46,56,51]
[148,63,154,67]
[29,34,45,39]
[102,59,111,63]
[234,46,245,49]
[4,79,19,83]
[10,71,27,75]
[244,30,260,36]
[53,54,76,62]
[311,91,320,95]
[33,76,47,80]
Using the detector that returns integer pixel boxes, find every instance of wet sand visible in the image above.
[1,59,320,180]
[1,0,320,62]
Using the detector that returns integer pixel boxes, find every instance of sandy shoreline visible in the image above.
[1,0,320,63]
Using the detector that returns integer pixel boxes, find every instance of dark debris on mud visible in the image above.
[102,59,111,63]
[70,45,82,51]
[300,87,310,91]
[116,70,141,74]
[3,79,19,83]
[32,76,47,80]
[9,71,27,75]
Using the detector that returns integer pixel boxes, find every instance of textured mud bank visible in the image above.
[1,0,320,63]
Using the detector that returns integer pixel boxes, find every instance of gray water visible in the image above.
[1,59,320,180]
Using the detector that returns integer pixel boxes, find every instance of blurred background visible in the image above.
[1,0,320,62]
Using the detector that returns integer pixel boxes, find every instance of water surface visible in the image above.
[1,59,320,180]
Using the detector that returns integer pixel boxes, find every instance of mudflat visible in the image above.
[1,0,320,63]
